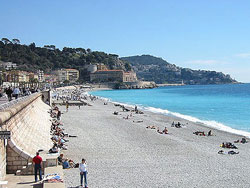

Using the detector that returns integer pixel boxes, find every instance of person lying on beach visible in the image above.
[193,131,205,136]
[157,127,168,134]
[220,142,238,149]
[157,128,163,134]
[218,150,225,154]
[146,125,157,129]
[228,150,239,155]
[133,120,143,123]
[123,115,129,120]
[234,137,247,144]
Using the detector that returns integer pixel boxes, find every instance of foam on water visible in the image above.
[144,106,250,138]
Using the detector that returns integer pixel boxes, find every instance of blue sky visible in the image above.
[1,0,250,82]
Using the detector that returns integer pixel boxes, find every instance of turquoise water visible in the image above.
[91,84,250,136]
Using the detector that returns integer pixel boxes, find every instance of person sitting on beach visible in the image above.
[62,158,70,169]
[162,127,168,134]
[175,122,181,128]
[208,130,212,136]
[58,154,64,165]
[113,111,118,115]
[171,121,175,127]
[241,137,247,144]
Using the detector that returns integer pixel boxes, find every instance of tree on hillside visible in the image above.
[12,39,20,44]
[1,38,11,44]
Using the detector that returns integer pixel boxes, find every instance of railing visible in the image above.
[0,93,40,111]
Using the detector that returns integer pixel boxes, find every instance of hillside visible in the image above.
[0,38,131,81]
[121,55,237,84]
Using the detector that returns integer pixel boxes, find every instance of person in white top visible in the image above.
[79,158,88,188]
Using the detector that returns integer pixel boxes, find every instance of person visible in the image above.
[79,158,88,188]
[208,130,212,136]
[57,154,64,165]
[162,127,168,134]
[13,87,20,99]
[66,101,69,112]
[33,152,43,182]
[5,87,13,101]
[62,158,70,169]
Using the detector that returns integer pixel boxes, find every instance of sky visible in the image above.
[0,0,250,82]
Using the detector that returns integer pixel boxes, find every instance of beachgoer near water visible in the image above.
[79,158,88,188]
[162,127,168,134]
[208,130,212,136]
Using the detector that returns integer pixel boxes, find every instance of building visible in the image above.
[0,61,17,70]
[97,64,108,71]
[123,71,137,82]
[37,70,44,82]
[90,70,124,82]
[4,70,30,83]
[57,69,79,82]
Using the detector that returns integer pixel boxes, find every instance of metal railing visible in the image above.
[0,93,39,111]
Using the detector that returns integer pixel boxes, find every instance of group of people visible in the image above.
[50,106,68,152]
[2,86,40,101]
[49,103,88,188]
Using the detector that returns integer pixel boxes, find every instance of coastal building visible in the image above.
[123,71,137,82]
[57,68,79,82]
[90,70,124,82]
[90,70,138,83]
[0,61,17,70]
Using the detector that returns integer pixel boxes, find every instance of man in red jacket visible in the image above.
[33,152,43,182]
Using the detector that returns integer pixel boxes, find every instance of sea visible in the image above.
[90,83,250,137]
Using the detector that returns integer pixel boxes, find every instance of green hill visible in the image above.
[0,38,131,81]
[121,55,237,84]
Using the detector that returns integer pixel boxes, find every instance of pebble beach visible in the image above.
[60,96,250,188]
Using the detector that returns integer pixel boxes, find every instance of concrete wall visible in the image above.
[0,93,52,180]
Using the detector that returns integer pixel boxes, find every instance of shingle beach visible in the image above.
[61,96,250,188]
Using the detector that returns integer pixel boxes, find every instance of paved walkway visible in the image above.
[4,174,43,188]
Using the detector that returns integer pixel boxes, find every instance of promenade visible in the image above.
[61,97,250,188]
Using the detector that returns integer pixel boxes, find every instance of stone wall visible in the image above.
[0,139,6,180]
[0,92,52,180]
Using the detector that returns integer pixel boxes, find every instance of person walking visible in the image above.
[13,87,20,99]
[79,158,88,188]
[33,152,43,182]
[5,87,13,101]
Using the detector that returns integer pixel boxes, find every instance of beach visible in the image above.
[61,96,250,187]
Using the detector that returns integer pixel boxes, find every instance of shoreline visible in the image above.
[89,90,250,139]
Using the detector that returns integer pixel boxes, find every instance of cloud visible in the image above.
[235,52,250,58]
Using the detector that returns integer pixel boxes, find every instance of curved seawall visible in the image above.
[0,93,52,179]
